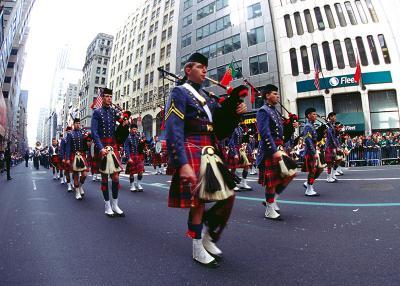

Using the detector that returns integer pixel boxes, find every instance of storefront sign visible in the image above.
[297,71,392,93]
[336,112,365,133]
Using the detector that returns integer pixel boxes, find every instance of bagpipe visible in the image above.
[157,67,249,140]
[113,104,132,145]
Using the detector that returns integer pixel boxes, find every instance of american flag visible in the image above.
[90,89,103,110]
[314,60,321,91]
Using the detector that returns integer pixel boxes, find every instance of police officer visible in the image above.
[165,52,247,267]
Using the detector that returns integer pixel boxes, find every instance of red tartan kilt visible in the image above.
[301,154,317,173]
[247,152,255,164]
[152,153,162,166]
[95,138,123,172]
[51,155,60,169]
[69,153,89,172]
[325,147,336,164]
[166,162,176,176]
[125,154,145,174]
[226,153,240,169]
[168,135,213,208]
[258,157,295,188]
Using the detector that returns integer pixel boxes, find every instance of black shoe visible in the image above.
[7,177,12,181]
[114,212,125,217]
[305,193,320,197]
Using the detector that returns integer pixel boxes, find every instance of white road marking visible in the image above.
[33,180,37,190]
[293,178,400,181]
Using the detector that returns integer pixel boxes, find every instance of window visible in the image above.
[161,30,166,41]
[355,0,368,23]
[96,67,101,74]
[322,41,333,70]
[160,47,165,60]
[101,78,106,85]
[294,12,304,35]
[311,44,321,67]
[183,14,192,27]
[356,37,368,66]
[166,44,171,57]
[367,35,379,65]
[334,3,347,27]
[314,7,325,30]
[344,38,356,68]
[290,48,299,76]
[247,26,265,46]
[332,92,363,114]
[300,46,310,74]
[365,0,379,22]
[167,26,172,38]
[248,3,262,19]
[4,76,11,83]
[324,5,336,28]
[369,90,399,130]
[284,15,293,38]
[196,15,231,40]
[378,34,391,64]
[333,40,345,69]
[95,76,100,84]
[182,33,191,48]
[183,0,192,10]
[150,71,154,84]
[344,2,358,25]
[197,1,216,20]
[304,9,314,33]
[181,54,190,69]
[216,0,229,10]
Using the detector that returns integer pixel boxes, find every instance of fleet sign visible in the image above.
[297,71,392,93]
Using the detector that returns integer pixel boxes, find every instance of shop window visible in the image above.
[369,90,399,130]
[332,92,362,113]
[297,96,326,122]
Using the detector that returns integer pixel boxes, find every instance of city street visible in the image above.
[1,163,400,285]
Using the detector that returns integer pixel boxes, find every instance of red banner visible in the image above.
[0,91,7,137]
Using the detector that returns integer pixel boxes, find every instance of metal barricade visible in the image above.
[380,145,400,165]
[346,147,366,167]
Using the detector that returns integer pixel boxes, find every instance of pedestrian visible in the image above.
[5,142,12,180]
[24,149,29,167]
[165,52,247,267]
[91,88,127,217]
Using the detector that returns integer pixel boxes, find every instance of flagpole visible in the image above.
[318,62,330,94]
[355,47,366,91]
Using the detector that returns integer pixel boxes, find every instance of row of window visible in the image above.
[289,34,391,76]
[182,25,266,60]
[197,0,229,20]
[94,77,106,85]
[196,14,231,41]
[284,0,379,38]
[96,57,108,66]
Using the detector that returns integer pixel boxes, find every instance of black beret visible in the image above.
[101,88,113,96]
[305,108,316,117]
[130,123,138,129]
[264,84,279,94]
[187,52,208,66]
[73,118,81,123]
[327,112,336,118]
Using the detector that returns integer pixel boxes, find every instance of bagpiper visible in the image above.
[91,88,126,217]
[325,112,340,183]
[227,125,252,191]
[151,135,163,174]
[49,137,61,180]
[302,108,323,196]
[66,118,90,200]
[256,84,297,220]
[165,52,248,267]
[124,123,145,192]
[60,127,73,192]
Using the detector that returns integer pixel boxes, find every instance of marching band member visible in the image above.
[227,125,252,191]
[302,108,323,196]
[165,52,247,267]
[60,127,73,192]
[325,112,340,183]
[256,85,297,220]
[151,135,163,175]
[66,118,89,200]
[334,122,345,176]
[91,88,126,217]
[49,138,61,180]
[248,133,257,175]
[124,123,145,192]
[58,134,65,185]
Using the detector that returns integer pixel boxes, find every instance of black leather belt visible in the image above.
[185,120,214,134]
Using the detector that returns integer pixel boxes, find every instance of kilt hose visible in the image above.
[51,155,61,169]
[125,154,145,175]
[68,152,89,172]
[94,137,123,174]
[58,156,64,171]
[258,157,295,203]
[169,134,228,208]
[226,149,240,170]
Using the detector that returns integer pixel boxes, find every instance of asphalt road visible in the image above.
[1,163,400,285]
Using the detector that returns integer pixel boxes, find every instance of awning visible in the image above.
[336,112,365,132]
